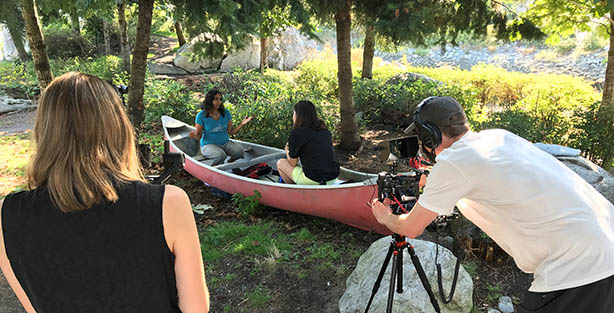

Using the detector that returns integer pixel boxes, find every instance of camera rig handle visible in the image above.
[146,141,185,185]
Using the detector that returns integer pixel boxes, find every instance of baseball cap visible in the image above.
[404,96,467,135]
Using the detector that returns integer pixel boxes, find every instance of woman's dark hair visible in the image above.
[201,89,225,118]
[293,100,327,130]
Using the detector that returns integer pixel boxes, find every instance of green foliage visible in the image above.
[0,132,32,197]
[246,285,272,307]
[231,190,262,218]
[0,61,38,98]
[50,56,124,82]
[44,27,94,58]
[199,221,290,262]
[143,79,199,128]
[486,283,503,303]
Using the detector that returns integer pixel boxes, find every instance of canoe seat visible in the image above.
[192,154,207,161]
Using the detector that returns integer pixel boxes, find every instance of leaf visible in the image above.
[192,203,213,214]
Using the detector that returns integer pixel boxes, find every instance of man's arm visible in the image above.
[371,200,438,238]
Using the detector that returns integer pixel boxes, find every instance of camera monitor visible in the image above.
[377,136,419,163]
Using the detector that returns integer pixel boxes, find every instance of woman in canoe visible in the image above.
[0,72,210,313]
[277,100,340,185]
[189,89,253,165]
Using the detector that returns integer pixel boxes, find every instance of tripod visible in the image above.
[364,233,441,313]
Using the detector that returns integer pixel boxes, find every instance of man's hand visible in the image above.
[370,198,392,225]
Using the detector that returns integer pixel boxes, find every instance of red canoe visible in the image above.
[162,115,392,234]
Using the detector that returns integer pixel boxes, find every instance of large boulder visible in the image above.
[173,33,224,73]
[534,143,614,204]
[339,237,473,313]
[266,27,318,70]
[219,37,261,72]
[173,27,318,73]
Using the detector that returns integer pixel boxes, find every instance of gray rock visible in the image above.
[267,27,318,70]
[487,309,502,313]
[0,95,35,114]
[173,33,224,73]
[147,62,189,75]
[534,143,581,157]
[498,296,514,313]
[219,37,261,72]
[556,156,614,204]
[339,237,473,313]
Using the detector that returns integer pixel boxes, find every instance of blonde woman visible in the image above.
[0,72,209,313]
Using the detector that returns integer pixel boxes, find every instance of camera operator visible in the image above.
[370,96,614,313]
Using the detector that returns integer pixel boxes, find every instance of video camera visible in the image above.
[377,136,458,226]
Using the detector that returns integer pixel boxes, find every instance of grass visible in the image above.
[0,132,32,197]
[199,221,292,263]
[486,283,503,304]
[246,285,272,307]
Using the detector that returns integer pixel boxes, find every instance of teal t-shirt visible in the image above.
[195,109,232,146]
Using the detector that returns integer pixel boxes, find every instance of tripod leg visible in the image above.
[407,246,441,313]
[364,243,394,313]
[396,249,403,294]
[386,252,398,313]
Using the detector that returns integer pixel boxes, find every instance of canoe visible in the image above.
[162,115,392,234]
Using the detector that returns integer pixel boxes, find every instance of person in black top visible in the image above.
[276,100,340,185]
[0,72,210,313]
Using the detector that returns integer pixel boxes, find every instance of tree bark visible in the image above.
[20,0,52,90]
[597,15,614,168]
[127,0,154,130]
[5,13,29,61]
[260,36,268,73]
[361,23,375,79]
[69,9,80,35]
[102,19,111,55]
[174,21,186,47]
[335,0,360,150]
[117,1,131,74]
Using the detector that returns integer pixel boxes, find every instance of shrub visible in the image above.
[0,61,38,98]
[143,78,199,128]
[51,56,124,82]
[231,190,262,218]
[45,29,94,59]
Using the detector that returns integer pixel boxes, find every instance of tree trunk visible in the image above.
[597,16,614,169]
[335,0,360,150]
[69,9,80,35]
[102,19,111,55]
[127,0,154,130]
[20,0,52,90]
[361,24,375,79]
[5,13,29,61]
[260,36,268,73]
[117,1,131,74]
[174,21,186,47]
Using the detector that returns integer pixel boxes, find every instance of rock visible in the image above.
[266,27,318,70]
[534,143,580,157]
[487,309,502,313]
[498,296,514,313]
[147,62,189,75]
[173,33,224,73]
[220,37,261,72]
[0,95,35,114]
[556,156,614,204]
[339,237,473,313]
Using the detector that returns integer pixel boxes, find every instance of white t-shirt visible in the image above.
[419,129,614,292]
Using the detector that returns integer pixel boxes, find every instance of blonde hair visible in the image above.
[27,72,145,212]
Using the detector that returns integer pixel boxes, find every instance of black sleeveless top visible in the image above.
[1,181,180,313]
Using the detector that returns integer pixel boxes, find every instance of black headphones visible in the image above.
[413,96,442,150]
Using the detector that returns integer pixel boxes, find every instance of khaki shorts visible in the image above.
[291,166,337,185]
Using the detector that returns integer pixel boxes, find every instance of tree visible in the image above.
[117,0,131,73]
[525,0,614,167]
[309,0,361,150]
[127,0,154,129]
[20,0,53,90]
[0,0,29,61]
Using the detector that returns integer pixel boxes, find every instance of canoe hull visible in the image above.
[163,115,392,234]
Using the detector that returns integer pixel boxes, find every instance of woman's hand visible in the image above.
[240,116,253,126]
